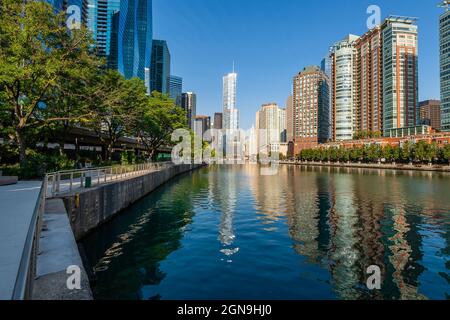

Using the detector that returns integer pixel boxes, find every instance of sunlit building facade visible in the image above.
[381,17,419,135]
[181,92,196,130]
[256,103,286,154]
[222,72,239,130]
[355,26,383,134]
[330,35,360,141]
[292,66,330,155]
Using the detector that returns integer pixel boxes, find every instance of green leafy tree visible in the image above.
[0,0,98,163]
[88,71,148,160]
[442,144,450,165]
[401,141,412,163]
[135,91,187,160]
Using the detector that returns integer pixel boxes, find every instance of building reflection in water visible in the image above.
[248,164,449,300]
[208,165,240,260]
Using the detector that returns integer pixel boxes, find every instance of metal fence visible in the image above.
[45,162,173,198]
[12,178,47,300]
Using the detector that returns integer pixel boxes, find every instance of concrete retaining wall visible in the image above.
[63,164,201,240]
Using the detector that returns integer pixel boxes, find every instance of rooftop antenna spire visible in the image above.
[232,60,235,73]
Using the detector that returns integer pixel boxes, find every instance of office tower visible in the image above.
[330,35,359,141]
[255,103,286,153]
[292,66,330,155]
[118,0,153,92]
[108,10,120,69]
[181,92,196,130]
[286,95,294,143]
[419,100,441,131]
[194,116,211,140]
[381,16,418,135]
[85,0,120,61]
[214,113,223,130]
[151,40,171,94]
[355,26,383,134]
[223,70,239,130]
[440,1,450,131]
[169,76,183,106]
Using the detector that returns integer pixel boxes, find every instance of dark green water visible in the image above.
[83,165,450,300]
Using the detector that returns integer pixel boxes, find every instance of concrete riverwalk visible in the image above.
[0,181,42,299]
[0,162,203,299]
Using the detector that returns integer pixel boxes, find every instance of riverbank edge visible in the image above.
[280,161,450,172]
[33,163,203,300]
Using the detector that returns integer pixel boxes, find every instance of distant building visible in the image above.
[223,71,239,130]
[330,34,360,141]
[286,95,293,143]
[419,100,441,131]
[169,76,182,106]
[181,92,196,130]
[320,55,332,78]
[293,66,330,155]
[195,116,211,140]
[118,0,153,93]
[440,2,450,131]
[381,16,419,135]
[214,113,223,130]
[255,103,286,154]
[151,40,171,94]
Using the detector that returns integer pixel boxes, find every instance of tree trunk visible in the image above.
[16,129,26,165]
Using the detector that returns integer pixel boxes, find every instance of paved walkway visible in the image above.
[0,181,42,299]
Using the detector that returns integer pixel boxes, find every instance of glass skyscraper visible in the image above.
[118,0,153,92]
[440,2,450,131]
[169,76,183,106]
[151,40,171,94]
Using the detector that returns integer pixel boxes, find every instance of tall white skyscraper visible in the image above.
[222,70,239,130]
[330,34,359,141]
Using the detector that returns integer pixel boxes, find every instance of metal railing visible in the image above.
[12,178,47,300]
[45,162,173,198]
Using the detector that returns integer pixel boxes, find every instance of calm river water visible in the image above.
[83,165,450,300]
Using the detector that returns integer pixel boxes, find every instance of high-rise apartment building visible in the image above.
[440,2,450,131]
[181,92,196,130]
[169,76,182,106]
[355,26,383,134]
[151,40,171,94]
[419,100,441,131]
[256,103,286,153]
[330,35,360,141]
[118,0,153,92]
[292,66,330,155]
[381,16,418,135]
[223,71,239,130]
[214,113,223,130]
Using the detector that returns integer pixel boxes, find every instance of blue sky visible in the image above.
[153,0,442,129]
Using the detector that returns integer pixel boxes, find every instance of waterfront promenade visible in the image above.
[0,181,42,299]
[280,160,450,172]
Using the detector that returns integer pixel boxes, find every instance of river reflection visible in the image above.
[83,165,450,300]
